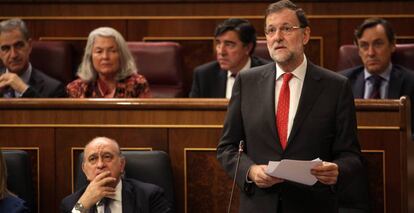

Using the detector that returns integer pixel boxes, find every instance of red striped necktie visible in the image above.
[276,73,293,150]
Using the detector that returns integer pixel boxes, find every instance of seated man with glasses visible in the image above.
[60,137,173,213]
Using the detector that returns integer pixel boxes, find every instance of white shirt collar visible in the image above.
[105,179,122,202]
[275,55,307,81]
[227,57,252,77]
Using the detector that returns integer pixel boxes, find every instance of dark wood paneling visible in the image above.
[168,128,224,213]
[362,151,384,213]
[0,128,55,213]
[0,98,412,213]
[1,2,414,16]
[186,149,239,213]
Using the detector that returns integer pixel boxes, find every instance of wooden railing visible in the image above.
[0,98,412,213]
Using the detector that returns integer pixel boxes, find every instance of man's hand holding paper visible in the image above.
[248,165,284,188]
[310,161,339,185]
[265,158,328,186]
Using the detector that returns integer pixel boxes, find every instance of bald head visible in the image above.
[82,137,125,184]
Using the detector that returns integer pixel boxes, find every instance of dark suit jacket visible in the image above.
[0,67,66,98]
[0,195,30,213]
[60,178,173,213]
[217,62,363,213]
[189,56,270,98]
[341,64,414,140]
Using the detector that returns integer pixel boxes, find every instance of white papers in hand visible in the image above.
[265,158,323,186]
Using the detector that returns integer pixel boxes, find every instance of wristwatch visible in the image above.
[74,202,88,213]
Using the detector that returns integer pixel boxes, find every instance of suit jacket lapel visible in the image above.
[122,179,138,213]
[29,69,46,93]
[388,66,403,98]
[217,68,227,97]
[353,70,365,98]
[287,63,323,149]
[259,63,283,152]
[250,56,262,67]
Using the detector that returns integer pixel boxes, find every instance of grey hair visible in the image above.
[0,18,30,40]
[76,27,137,82]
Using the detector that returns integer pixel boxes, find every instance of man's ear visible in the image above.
[81,162,86,174]
[27,38,33,55]
[302,26,311,45]
[245,43,254,55]
[120,157,126,173]
[81,162,90,181]
[390,41,396,53]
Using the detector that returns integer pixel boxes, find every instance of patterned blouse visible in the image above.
[66,73,151,98]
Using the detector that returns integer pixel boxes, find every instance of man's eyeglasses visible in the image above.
[264,25,302,37]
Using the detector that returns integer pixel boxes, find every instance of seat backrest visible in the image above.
[253,40,272,61]
[2,150,35,212]
[337,43,414,71]
[127,42,184,98]
[75,150,175,207]
[31,40,75,84]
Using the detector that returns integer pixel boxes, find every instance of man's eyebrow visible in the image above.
[223,40,236,44]
[86,153,98,158]
[12,40,25,45]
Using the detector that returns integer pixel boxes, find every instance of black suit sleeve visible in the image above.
[189,69,201,98]
[332,79,363,190]
[21,83,67,98]
[217,74,255,194]
[48,83,67,97]
[149,186,174,213]
[20,86,40,98]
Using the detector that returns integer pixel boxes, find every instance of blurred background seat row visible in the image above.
[26,41,185,98]
[3,40,412,98]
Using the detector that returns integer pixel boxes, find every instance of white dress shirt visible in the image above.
[226,57,252,99]
[72,180,123,213]
[363,63,391,99]
[274,56,307,142]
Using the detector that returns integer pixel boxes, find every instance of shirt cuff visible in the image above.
[245,167,253,183]
[71,208,81,213]
[18,86,29,97]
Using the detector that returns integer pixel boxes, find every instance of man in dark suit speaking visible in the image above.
[189,18,269,98]
[60,137,172,213]
[217,1,364,212]
[0,18,66,98]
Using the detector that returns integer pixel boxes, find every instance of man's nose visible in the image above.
[97,158,106,168]
[216,44,226,55]
[367,45,376,56]
[10,47,18,58]
[273,30,284,42]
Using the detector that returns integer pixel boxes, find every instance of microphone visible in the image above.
[227,140,244,213]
